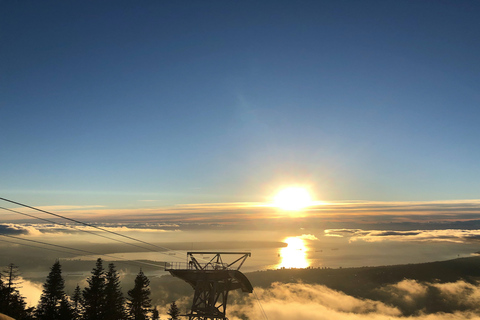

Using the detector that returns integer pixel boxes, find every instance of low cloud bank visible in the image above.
[17,277,43,307]
[226,281,480,320]
[5,199,480,228]
[19,274,480,319]
[0,222,181,237]
[0,224,42,236]
[376,279,480,316]
[325,228,480,244]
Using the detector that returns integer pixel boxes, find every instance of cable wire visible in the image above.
[0,237,87,257]
[0,197,188,260]
[253,289,269,320]
[0,233,167,269]
[0,206,165,253]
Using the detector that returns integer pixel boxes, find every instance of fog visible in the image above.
[225,281,480,320]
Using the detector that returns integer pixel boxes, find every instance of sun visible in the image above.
[273,187,313,211]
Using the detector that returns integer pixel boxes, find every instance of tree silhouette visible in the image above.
[127,269,151,320]
[0,264,32,319]
[2,264,21,295]
[72,284,84,319]
[83,258,106,320]
[167,301,180,320]
[104,263,126,320]
[151,307,160,320]
[36,260,73,320]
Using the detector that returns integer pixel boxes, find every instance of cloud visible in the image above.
[0,222,184,238]
[0,224,42,236]
[227,281,480,320]
[18,277,43,307]
[325,228,480,244]
[298,234,319,241]
[228,282,400,320]
[4,199,480,231]
[375,279,480,316]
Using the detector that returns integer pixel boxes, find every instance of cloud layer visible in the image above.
[325,228,480,244]
[226,281,480,320]
[4,199,480,229]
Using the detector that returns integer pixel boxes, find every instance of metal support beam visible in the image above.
[168,252,253,320]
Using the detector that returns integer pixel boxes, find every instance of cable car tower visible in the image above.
[167,252,253,320]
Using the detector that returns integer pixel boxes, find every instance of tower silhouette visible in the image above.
[168,252,253,320]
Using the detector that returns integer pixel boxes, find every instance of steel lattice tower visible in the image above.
[167,252,253,320]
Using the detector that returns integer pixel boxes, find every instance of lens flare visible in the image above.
[273,187,313,211]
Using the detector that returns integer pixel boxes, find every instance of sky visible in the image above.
[2,0,480,212]
[2,2,480,317]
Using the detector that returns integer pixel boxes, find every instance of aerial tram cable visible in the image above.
[0,206,168,254]
[0,237,90,258]
[0,233,168,269]
[0,197,211,264]
[0,198,268,318]
[0,237,155,269]
[0,197,188,260]
[253,289,269,320]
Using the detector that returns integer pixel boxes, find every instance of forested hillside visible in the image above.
[0,259,172,320]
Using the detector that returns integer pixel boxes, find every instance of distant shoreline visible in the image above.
[246,255,480,291]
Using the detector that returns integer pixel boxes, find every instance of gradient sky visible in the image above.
[2,1,480,210]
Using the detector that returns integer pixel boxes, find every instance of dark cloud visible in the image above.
[0,224,32,235]
[376,231,421,236]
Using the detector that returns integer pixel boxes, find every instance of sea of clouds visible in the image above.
[219,280,480,320]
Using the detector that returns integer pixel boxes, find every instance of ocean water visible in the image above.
[70,234,480,275]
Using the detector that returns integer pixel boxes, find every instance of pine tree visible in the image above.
[0,264,32,319]
[36,260,73,320]
[58,297,75,320]
[83,258,106,320]
[104,263,126,320]
[3,264,21,294]
[151,307,160,320]
[71,285,83,319]
[167,301,180,320]
[1,263,21,312]
[127,269,151,320]
[72,285,82,308]
[0,274,9,314]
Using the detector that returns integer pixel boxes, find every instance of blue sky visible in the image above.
[2,0,480,210]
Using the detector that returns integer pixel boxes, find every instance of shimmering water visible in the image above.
[70,233,480,275]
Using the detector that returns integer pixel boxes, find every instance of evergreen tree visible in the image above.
[0,264,32,319]
[0,263,21,312]
[71,285,83,320]
[127,270,151,320]
[151,307,160,320]
[83,258,106,320]
[58,298,74,320]
[36,260,73,320]
[104,263,126,320]
[0,276,8,314]
[166,301,180,320]
[2,264,21,294]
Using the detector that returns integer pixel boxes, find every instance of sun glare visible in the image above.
[273,187,313,211]
[277,237,309,269]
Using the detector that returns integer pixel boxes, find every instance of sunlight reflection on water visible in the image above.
[277,237,310,269]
